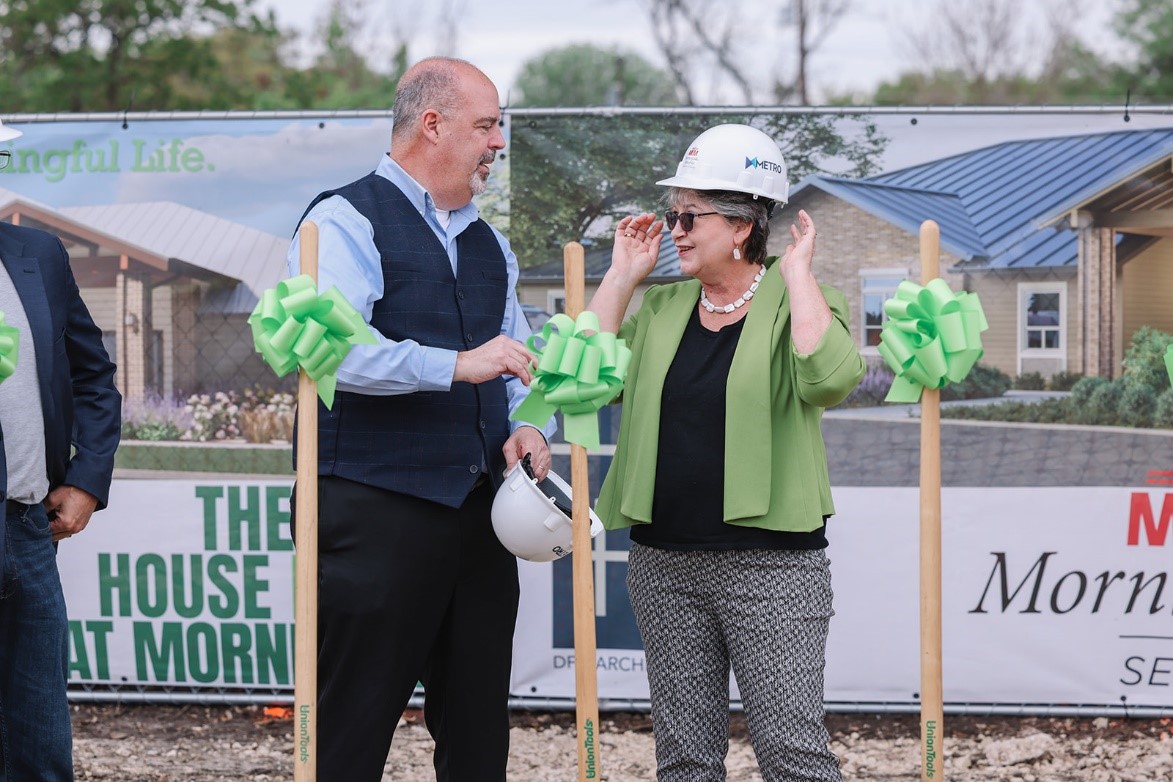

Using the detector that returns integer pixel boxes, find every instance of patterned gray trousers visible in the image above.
[627,544,842,782]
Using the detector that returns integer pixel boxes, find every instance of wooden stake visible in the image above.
[564,241,600,781]
[919,220,943,782]
[294,221,320,782]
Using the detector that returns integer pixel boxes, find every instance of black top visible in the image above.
[631,305,828,551]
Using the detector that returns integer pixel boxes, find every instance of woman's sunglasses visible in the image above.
[664,210,720,232]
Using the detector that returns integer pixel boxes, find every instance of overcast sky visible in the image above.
[254,0,1128,105]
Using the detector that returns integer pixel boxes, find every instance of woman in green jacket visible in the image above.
[589,124,866,782]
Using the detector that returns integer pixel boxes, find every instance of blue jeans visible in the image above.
[0,503,73,782]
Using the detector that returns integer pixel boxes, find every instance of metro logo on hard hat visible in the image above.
[745,156,784,174]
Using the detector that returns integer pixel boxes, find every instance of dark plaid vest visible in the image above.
[296,173,510,507]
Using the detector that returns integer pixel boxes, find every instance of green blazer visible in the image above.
[595,258,866,534]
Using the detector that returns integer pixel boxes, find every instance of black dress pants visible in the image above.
[297,476,519,781]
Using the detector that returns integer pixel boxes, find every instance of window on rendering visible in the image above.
[1021,285,1064,352]
[861,271,907,348]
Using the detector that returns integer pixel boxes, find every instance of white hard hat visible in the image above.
[492,461,603,562]
[0,118,22,143]
[657,123,789,204]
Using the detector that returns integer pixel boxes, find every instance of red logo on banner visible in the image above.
[1128,489,1173,546]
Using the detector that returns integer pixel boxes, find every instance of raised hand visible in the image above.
[779,209,817,285]
[611,212,664,286]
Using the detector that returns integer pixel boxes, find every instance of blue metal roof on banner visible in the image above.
[792,176,987,261]
[861,128,1173,270]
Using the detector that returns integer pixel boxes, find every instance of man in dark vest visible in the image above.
[287,57,554,781]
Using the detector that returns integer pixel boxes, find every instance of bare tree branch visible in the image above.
[788,0,852,103]
[640,0,755,104]
[433,0,468,57]
[647,0,696,105]
[900,0,1031,82]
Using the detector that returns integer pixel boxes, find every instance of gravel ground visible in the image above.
[69,704,1173,781]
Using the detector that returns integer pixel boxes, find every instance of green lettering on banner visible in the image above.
[135,553,168,617]
[68,620,114,680]
[227,486,263,551]
[242,555,271,619]
[207,554,240,618]
[67,621,89,678]
[172,554,206,618]
[256,623,292,685]
[42,149,69,184]
[131,139,198,174]
[187,622,221,683]
[180,146,205,173]
[135,621,185,682]
[221,622,252,684]
[198,483,292,553]
[0,140,121,181]
[98,552,132,617]
[266,486,293,552]
[195,485,224,551]
[130,621,294,685]
[100,483,295,688]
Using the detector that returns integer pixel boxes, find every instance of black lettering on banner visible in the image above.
[971,552,1171,616]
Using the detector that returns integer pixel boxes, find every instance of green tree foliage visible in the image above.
[0,0,407,111]
[1114,0,1173,100]
[294,0,406,109]
[512,44,680,107]
[864,0,1173,105]
[0,0,278,111]
[509,112,888,267]
[1120,324,1173,393]
[859,0,1122,105]
[943,327,1173,428]
[869,59,1119,105]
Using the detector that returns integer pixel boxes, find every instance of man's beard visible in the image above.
[470,152,495,196]
[469,169,488,196]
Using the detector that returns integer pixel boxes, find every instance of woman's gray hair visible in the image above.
[661,187,774,263]
[391,57,473,143]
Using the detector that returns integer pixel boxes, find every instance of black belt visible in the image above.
[6,499,30,514]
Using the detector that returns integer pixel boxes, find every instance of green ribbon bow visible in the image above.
[248,275,377,409]
[0,310,18,384]
[1164,345,1173,388]
[511,311,630,450]
[877,278,989,404]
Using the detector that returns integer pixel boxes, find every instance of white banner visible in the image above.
[60,479,296,689]
[511,486,1173,709]
[61,481,1173,708]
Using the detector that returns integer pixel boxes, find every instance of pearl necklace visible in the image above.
[700,265,765,314]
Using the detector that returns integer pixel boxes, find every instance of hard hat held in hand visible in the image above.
[656,123,789,203]
[492,455,603,562]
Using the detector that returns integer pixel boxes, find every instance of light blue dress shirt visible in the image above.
[287,154,552,438]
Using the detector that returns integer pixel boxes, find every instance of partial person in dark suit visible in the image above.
[0,117,122,781]
[286,57,553,781]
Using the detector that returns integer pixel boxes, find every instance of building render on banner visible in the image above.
[520,128,1173,382]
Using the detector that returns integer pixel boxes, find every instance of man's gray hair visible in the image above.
[391,57,477,143]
